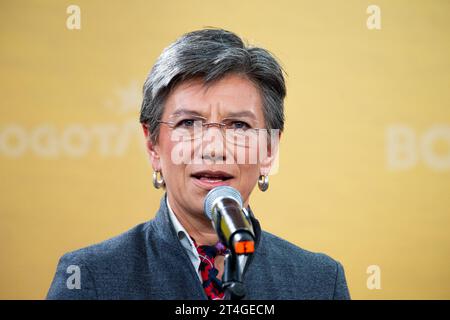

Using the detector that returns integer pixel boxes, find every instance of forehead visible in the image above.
[162,73,264,120]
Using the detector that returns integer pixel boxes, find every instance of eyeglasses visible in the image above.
[156,118,268,147]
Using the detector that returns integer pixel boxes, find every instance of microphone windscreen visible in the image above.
[203,186,243,220]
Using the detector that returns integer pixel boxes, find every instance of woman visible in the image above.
[47,28,350,300]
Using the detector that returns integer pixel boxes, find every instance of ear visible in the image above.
[259,130,281,176]
[142,124,161,171]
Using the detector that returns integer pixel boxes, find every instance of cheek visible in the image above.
[235,164,259,202]
[158,135,172,167]
[237,163,259,185]
[158,136,186,180]
[231,146,260,182]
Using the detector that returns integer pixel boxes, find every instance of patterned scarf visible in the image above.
[192,238,230,300]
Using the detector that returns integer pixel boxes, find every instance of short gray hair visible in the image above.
[140,28,286,143]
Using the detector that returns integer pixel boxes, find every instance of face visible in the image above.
[143,73,279,219]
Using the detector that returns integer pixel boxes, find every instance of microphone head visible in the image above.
[203,186,243,220]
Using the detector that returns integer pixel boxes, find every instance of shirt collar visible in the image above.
[166,196,198,254]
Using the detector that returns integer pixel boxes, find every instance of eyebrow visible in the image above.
[223,110,257,120]
[170,108,205,118]
[169,108,257,120]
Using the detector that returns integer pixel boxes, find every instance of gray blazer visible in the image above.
[47,194,350,299]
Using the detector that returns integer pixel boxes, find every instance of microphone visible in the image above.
[203,186,255,255]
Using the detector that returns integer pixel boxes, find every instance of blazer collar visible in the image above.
[151,192,263,255]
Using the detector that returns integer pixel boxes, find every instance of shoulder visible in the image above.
[258,231,350,299]
[261,231,337,269]
[46,221,154,299]
[60,220,153,272]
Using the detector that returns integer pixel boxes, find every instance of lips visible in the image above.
[190,170,234,190]
[191,170,233,181]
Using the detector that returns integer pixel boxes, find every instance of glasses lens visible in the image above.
[225,128,260,147]
[170,122,264,147]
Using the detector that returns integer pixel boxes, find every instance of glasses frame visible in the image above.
[157,119,267,132]
[155,119,269,146]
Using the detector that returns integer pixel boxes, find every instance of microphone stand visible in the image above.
[222,251,246,300]
[209,201,254,301]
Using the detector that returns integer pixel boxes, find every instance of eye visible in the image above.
[231,121,250,130]
[176,119,197,128]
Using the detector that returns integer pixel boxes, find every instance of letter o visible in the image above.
[61,124,91,157]
[0,125,27,157]
[421,125,450,170]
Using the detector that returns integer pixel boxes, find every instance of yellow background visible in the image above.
[1,0,449,299]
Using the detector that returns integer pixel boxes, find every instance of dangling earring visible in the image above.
[152,170,165,189]
[258,174,269,192]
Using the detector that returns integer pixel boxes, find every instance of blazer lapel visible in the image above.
[145,193,263,300]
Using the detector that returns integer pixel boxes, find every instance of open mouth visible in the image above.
[191,170,234,183]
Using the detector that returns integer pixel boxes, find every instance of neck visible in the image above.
[166,193,219,246]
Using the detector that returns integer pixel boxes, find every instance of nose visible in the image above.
[201,125,227,163]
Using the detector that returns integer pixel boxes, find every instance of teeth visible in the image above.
[192,173,231,180]
[200,176,224,180]
[194,175,229,181]
[200,177,223,181]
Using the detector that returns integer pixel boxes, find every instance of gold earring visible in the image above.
[152,170,165,189]
[258,174,269,192]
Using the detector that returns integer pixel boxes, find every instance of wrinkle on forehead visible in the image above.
[163,74,264,124]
